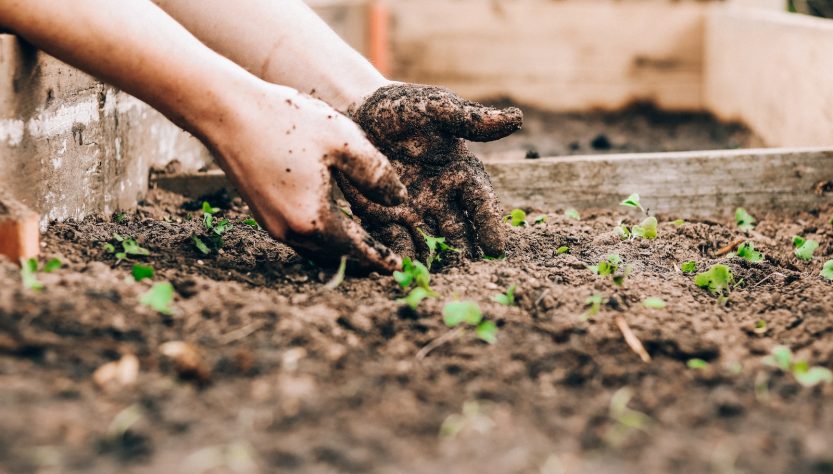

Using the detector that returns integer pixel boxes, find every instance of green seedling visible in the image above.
[20,257,62,291]
[631,216,658,239]
[671,219,686,227]
[492,285,516,306]
[564,208,581,220]
[615,224,631,240]
[589,254,632,286]
[393,257,431,290]
[792,235,818,261]
[582,293,604,319]
[398,287,433,310]
[104,233,150,263]
[763,345,833,387]
[754,319,767,335]
[420,229,460,268]
[736,242,764,262]
[242,217,262,230]
[694,264,734,296]
[620,193,646,214]
[735,207,756,230]
[821,260,833,281]
[504,209,527,227]
[442,300,496,344]
[534,215,548,225]
[556,246,570,255]
[131,264,154,282]
[193,201,232,254]
[322,256,347,290]
[606,387,654,447]
[113,212,126,223]
[687,358,709,370]
[140,281,174,315]
[680,261,697,273]
[642,297,666,309]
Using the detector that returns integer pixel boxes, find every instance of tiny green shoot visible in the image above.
[442,300,496,344]
[736,242,764,262]
[140,282,174,315]
[754,319,767,335]
[398,287,433,310]
[393,257,431,290]
[642,297,666,309]
[113,212,126,223]
[631,216,658,239]
[420,229,460,268]
[694,264,734,296]
[821,260,833,281]
[687,358,709,370]
[556,246,570,255]
[564,208,581,220]
[589,254,632,286]
[242,217,262,230]
[583,293,604,319]
[504,209,527,227]
[322,255,347,290]
[534,215,548,225]
[620,193,645,213]
[671,219,685,227]
[763,345,833,387]
[735,208,756,230]
[492,285,516,306]
[680,261,697,273]
[42,258,62,273]
[792,235,818,260]
[606,387,653,447]
[20,258,43,291]
[193,201,232,254]
[131,264,155,282]
[615,224,631,240]
[105,233,150,263]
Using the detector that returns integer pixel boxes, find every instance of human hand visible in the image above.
[208,83,407,272]
[338,83,523,261]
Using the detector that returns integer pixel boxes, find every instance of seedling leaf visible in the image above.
[393,258,431,290]
[735,208,756,230]
[821,260,833,281]
[131,264,155,282]
[642,297,666,309]
[398,287,433,310]
[631,216,658,239]
[583,293,603,318]
[615,224,631,240]
[122,238,150,256]
[687,359,709,369]
[443,300,483,327]
[763,345,793,371]
[671,219,685,227]
[202,201,219,215]
[242,217,262,230]
[680,261,697,273]
[322,255,347,290]
[140,282,174,315]
[419,229,460,268]
[564,208,581,220]
[620,193,645,213]
[792,236,818,260]
[475,321,497,344]
[556,246,570,255]
[534,215,548,225]
[20,258,43,291]
[493,285,516,306]
[694,264,734,296]
[504,209,527,227]
[794,366,833,387]
[736,242,764,262]
[42,258,62,273]
[192,235,211,255]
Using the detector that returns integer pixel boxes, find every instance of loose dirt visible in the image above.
[469,102,764,158]
[1,189,832,474]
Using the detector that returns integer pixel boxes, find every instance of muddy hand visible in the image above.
[209,83,407,273]
[340,83,523,260]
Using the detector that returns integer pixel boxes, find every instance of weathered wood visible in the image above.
[705,7,833,147]
[153,148,833,218]
[0,193,39,263]
[388,0,707,111]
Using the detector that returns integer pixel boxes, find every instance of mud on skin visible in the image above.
[341,84,523,261]
[1,189,833,473]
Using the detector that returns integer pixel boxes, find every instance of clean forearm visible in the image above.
[0,0,256,144]
[153,0,388,112]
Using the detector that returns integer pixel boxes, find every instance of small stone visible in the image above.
[93,354,139,392]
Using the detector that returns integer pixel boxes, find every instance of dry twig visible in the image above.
[615,316,652,363]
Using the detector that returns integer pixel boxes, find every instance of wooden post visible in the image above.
[0,193,39,263]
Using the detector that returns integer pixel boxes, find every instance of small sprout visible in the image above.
[105,233,150,263]
[792,235,818,260]
[583,293,604,319]
[736,242,764,262]
[202,201,220,215]
[42,258,62,273]
[763,345,833,387]
[694,264,734,296]
[642,297,666,309]
[504,209,527,227]
[564,208,581,220]
[735,207,756,230]
[492,285,516,306]
[534,215,548,225]
[556,246,570,255]
[442,301,496,344]
[606,387,654,447]
[754,319,767,335]
[631,216,658,239]
[193,201,232,254]
[140,282,174,315]
[821,260,833,281]
[192,235,211,255]
[671,219,685,227]
[131,264,154,282]
[398,287,433,310]
[322,255,347,290]
[680,261,697,273]
[420,229,460,268]
[20,258,43,291]
[615,224,631,240]
[687,358,709,370]
[393,257,431,290]
[114,212,126,223]
[122,237,150,257]
[620,193,645,213]
[590,254,631,286]
[242,217,262,230]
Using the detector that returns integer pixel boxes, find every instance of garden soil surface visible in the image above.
[1,189,833,474]
[469,102,764,158]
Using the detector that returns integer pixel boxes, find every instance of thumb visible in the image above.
[331,138,407,207]
[449,101,524,142]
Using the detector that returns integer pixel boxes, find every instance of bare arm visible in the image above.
[152,0,389,112]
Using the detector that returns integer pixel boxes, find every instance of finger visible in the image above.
[436,212,472,259]
[457,158,507,257]
[331,139,407,207]
[446,101,523,142]
[371,224,418,261]
[285,206,402,274]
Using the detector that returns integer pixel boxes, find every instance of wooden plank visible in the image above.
[152,148,833,218]
[388,0,707,112]
[705,7,833,147]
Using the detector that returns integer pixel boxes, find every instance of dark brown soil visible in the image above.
[1,189,833,474]
[469,102,765,159]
